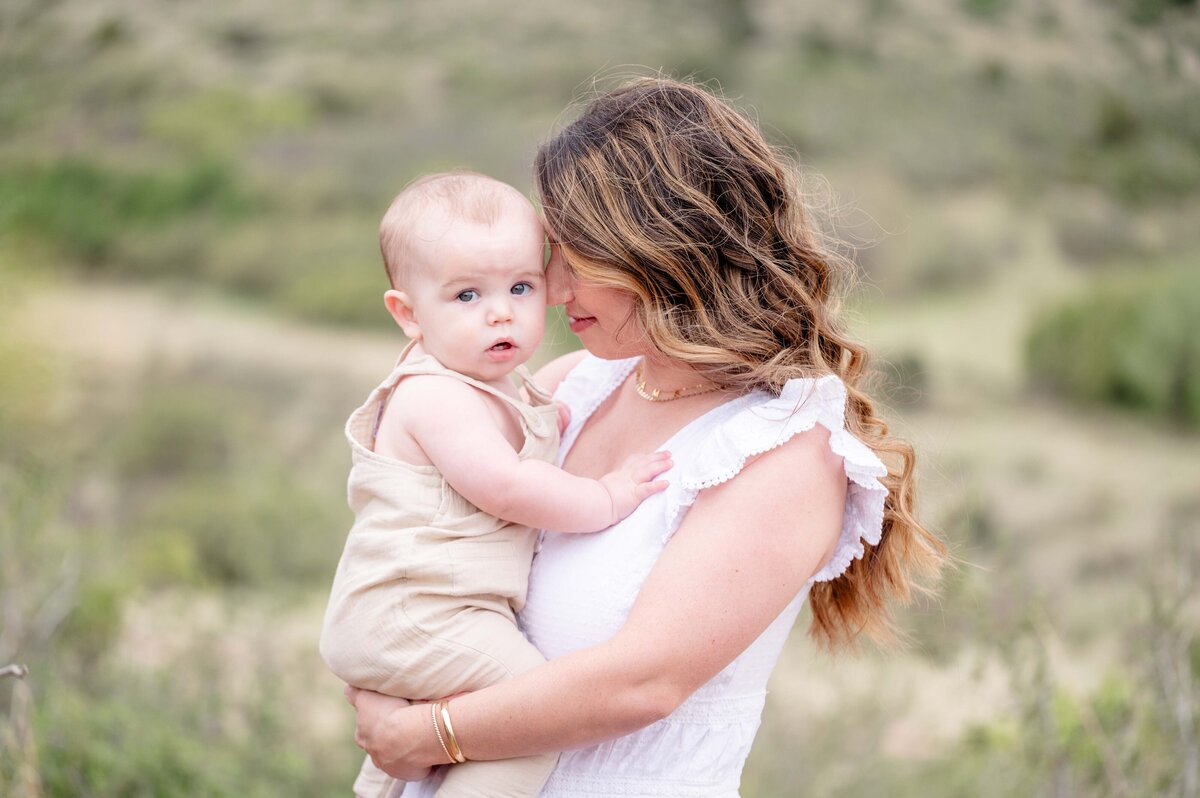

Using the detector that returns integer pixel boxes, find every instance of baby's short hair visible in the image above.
[379,171,531,289]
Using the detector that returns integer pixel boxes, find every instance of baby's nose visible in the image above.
[487,299,514,323]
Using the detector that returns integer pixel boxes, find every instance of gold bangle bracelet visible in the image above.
[430,701,454,764]
[438,700,467,763]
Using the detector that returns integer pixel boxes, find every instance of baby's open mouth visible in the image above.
[490,342,513,351]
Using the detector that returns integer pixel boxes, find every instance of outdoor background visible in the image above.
[2,0,1198,795]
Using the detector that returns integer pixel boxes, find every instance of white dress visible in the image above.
[401,355,888,798]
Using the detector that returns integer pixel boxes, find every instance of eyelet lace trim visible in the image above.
[662,375,888,586]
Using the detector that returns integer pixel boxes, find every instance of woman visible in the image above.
[346,77,946,797]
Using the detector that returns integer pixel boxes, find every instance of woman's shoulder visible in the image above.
[665,373,890,585]
[681,375,867,487]
[530,349,590,395]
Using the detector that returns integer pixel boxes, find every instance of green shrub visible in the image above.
[1095,93,1139,148]
[0,338,55,453]
[0,345,358,794]
[57,579,129,669]
[1052,198,1152,267]
[1026,268,1200,426]
[130,528,205,589]
[961,0,1012,19]
[1120,0,1197,25]
[0,159,254,265]
[144,88,312,157]
[277,261,391,328]
[134,473,344,588]
[10,666,357,798]
[1079,133,1200,205]
[111,386,243,480]
[204,217,389,327]
[745,551,1199,797]
[106,372,348,588]
[1067,88,1200,205]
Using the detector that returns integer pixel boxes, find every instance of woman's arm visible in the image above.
[349,424,847,776]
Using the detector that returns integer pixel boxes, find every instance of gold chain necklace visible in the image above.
[633,363,721,402]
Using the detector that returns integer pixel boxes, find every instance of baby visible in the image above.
[319,171,672,798]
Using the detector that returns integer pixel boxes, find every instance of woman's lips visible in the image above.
[568,315,596,334]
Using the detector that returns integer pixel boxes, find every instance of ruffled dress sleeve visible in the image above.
[663,374,889,587]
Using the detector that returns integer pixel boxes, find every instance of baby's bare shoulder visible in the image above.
[374,373,497,461]
[388,373,493,420]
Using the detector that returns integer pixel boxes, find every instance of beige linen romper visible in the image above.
[320,346,560,798]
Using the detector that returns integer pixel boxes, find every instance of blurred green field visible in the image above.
[2,0,1199,795]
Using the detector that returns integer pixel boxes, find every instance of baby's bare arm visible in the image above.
[400,376,669,533]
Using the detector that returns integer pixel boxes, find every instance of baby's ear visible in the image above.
[384,290,421,340]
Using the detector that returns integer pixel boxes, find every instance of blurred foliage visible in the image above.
[746,518,1199,798]
[1051,197,1154,268]
[0,0,1195,323]
[1,0,1199,793]
[3,658,357,797]
[874,350,930,408]
[1026,268,1200,427]
[0,309,357,793]
[1118,0,1198,25]
[146,88,314,158]
[0,159,254,267]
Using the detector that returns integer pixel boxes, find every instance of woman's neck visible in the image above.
[633,355,717,396]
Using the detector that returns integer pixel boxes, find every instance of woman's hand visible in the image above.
[344,685,437,781]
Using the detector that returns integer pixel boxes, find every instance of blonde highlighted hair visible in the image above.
[535,77,945,650]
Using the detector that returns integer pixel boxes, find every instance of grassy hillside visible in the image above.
[2,0,1198,795]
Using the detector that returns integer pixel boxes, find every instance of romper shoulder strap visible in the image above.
[384,344,553,435]
[514,364,554,407]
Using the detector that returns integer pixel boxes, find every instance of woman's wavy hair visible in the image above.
[535,77,946,650]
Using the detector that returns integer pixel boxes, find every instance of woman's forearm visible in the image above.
[447,636,681,761]
[349,637,670,778]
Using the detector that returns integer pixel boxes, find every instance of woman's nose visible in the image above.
[545,252,574,306]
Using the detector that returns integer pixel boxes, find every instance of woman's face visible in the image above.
[545,237,644,360]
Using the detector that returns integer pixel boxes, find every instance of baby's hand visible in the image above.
[599,451,673,523]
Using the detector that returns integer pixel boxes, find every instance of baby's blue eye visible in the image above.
[511,282,534,296]
[456,290,479,302]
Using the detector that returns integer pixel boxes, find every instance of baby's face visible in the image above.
[398,204,547,383]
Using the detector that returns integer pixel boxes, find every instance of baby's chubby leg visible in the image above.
[429,609,557,798]
[354,755,399,798]
[436,754,557,798]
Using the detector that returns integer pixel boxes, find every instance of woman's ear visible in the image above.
[384,290,421,340]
